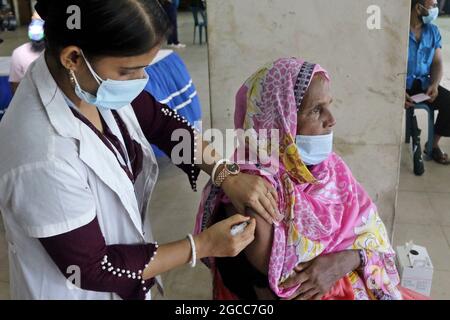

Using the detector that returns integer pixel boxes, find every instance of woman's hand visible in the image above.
[280,251,361,300]
[195,214,256,259]
[221,173,283,226]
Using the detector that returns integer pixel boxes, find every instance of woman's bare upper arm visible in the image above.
[224,203,273,275]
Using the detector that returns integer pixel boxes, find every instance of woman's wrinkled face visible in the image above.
[296,73,336,136]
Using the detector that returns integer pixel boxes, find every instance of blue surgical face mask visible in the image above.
[295,132,334,166]
[421,6,439,24]
[71,50,149,110]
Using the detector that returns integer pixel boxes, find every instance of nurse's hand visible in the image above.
[221,173,283,226]
[196,214,256,258]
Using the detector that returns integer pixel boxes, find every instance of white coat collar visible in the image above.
[32,54,81,140]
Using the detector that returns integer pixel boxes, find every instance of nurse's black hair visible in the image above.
[35,0,171,60]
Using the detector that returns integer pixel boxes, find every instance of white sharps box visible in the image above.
[396,241,434,297]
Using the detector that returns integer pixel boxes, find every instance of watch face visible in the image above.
[226,163,240,175]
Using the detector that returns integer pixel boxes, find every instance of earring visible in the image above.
[68,70,76,87]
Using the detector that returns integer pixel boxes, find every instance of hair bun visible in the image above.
[35,0,49,20]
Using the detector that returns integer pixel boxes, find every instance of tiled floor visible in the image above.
[395,119,450,299]
[0,13,449,300]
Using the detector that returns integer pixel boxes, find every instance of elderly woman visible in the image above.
[195,58,427,300]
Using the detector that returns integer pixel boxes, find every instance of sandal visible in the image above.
[425,143,450,165]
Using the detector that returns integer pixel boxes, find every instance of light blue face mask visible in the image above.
[28,19,45,42]
[422,6,439,24]
[296,132,334,166]
[71,50,149,110]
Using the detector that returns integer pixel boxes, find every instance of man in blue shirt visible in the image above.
[406,0,450,165]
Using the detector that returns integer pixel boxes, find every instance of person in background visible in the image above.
[406,0,450,165]
[439,0,447,15]
[192,0,206,10]
[9,12,45,94]
[161,0,186,49]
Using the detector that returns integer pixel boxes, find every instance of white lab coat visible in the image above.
[0,54,161,300]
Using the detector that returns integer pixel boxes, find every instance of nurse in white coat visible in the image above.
[0,0,282,300]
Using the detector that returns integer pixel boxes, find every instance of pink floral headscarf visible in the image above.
[234,58,329,184]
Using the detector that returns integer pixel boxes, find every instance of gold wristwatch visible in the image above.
[213,161,241,187]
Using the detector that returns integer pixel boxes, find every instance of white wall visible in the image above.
[206,0,412,234]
